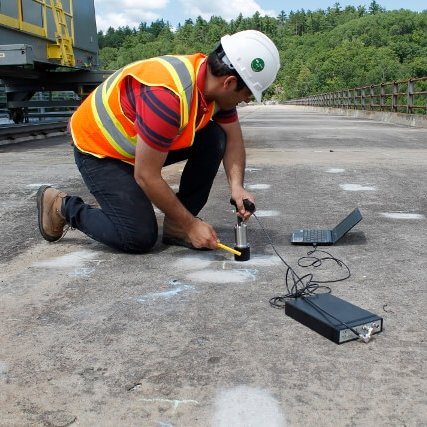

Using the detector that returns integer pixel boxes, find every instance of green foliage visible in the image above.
[97,5,427,100]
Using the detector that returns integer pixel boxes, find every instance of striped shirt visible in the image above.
[120,60,237,152]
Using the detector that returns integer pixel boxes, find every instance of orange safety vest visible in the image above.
[70,54,215,163]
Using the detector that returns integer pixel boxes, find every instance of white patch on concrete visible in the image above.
[326,168,345,173]
[0,361,8,382]
[246,184,271,190]
[381,212,425,220]
[246,167,262,172]
[68,267,96,278]
[33,250,101,268]
[213,386,286,427]
[26,183,53,189]
[134,280,193,302]
[227,255,279,267]
[172,255,212,270]
[186,269,257,283]
[255,210,280,217]
[138,397,198,413]
[340,184,376,191]
[169,184,179,191]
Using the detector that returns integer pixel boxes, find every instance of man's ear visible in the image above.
[223,75,237,90]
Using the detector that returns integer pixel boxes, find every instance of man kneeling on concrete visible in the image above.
[36,30,280,253]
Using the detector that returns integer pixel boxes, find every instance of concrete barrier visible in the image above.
[283,105,427,128]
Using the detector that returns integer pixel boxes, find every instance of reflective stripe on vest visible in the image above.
[92,67,137,158]
[156,56,194,128]
[92,56,196,158]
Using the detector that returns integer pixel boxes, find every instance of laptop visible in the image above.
[291,208,362,245]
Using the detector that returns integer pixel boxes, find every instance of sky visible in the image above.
[93,0,426,32]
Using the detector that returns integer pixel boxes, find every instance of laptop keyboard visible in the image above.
[303,229,329,242]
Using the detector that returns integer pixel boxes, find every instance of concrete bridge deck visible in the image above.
[0,105,426,426]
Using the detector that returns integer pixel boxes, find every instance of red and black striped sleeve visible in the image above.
[213,107,238,124]
[121,76,180,152]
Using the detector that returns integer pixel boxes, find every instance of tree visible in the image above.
[97,7,426,100]
[149,19,170,38]
[369,1,385,15]
[99,47,118,68]
[277,11,287,24]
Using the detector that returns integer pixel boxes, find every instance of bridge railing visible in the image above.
[283,77,427,114]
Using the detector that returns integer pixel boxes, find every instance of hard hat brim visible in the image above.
[252,89,262,103]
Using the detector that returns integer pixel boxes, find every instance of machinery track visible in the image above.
[0,121,68,144]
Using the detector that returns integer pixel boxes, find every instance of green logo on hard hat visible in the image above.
[251,58,265,72]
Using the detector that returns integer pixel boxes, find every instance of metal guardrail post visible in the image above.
[380,83,385,111]
[392,82,398,112]
[282,77,426,114]
[407,79,414,114]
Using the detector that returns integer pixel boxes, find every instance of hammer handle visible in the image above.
[229,198,256,213]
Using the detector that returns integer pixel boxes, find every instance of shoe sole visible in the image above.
[36,185,60,242]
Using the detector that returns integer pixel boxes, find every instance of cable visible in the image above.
[251,212,362,338]
[251,213,349,301]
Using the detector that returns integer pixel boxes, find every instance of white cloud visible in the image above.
[94,0,168,12]
[119,0,168,8]
[94,0,277,31]
[180,0,276,21]
[96,11,159,32]
[94,0,169,31]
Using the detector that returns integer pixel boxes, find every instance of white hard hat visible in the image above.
[220,30,280,102]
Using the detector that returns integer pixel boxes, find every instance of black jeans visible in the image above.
[63,121,226,253]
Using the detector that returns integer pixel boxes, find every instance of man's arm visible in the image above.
[219,120,255,220]
[133,136,218,249]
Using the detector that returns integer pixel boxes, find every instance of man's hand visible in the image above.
[187,219,218,249]
[231,190,256,222]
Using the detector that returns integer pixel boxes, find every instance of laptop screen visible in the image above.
[332,208,362,240]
